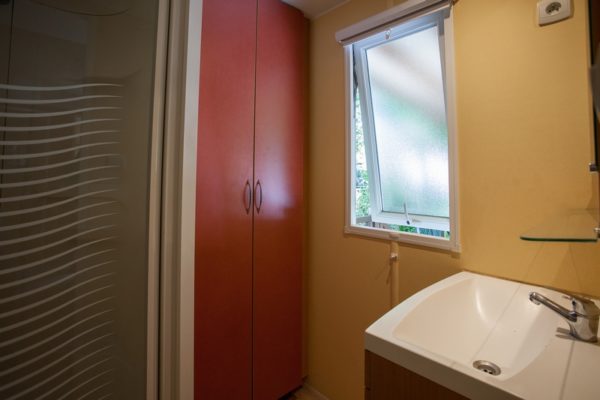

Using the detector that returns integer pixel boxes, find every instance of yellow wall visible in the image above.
[307,0,600,399]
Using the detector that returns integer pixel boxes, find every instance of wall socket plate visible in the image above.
[537,0,572,26]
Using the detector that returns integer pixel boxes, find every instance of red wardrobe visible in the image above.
[195,0,307,398]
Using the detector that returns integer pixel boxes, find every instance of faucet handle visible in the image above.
[563,294,600,317]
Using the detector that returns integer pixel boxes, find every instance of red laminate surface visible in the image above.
[253,1,307,398]
[195,0,257,398]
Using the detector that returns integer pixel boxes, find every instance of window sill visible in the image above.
[344,224,461,252]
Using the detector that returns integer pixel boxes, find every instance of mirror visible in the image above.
[515,0,600,241]
[593,50,599,119]
[445,0,599,244]
[591,0,600,177]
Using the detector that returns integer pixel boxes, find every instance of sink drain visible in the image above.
[473,360,501,376]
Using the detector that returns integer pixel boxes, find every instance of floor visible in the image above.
[286,386,328,400]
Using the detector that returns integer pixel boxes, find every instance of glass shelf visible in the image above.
[520,209,599,243]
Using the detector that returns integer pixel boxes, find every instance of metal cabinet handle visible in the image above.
[244,180,252,214]
[255,179,262,213]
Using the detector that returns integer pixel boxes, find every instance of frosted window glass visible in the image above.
[366,26,449,218]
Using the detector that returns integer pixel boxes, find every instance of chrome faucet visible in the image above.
[529,292,599,342]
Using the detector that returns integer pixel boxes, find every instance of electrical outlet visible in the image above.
[537,0,572,26]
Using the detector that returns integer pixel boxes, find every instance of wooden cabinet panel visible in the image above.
[195,0,256,398]
[196,0,306,398]
[365,351,468,400]
[253,1,307,398]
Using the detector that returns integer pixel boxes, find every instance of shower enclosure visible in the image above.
[0,0,166,398]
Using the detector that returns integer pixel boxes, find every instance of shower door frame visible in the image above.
[156,0,201,399]
[0,0,187,398]
[147,0,201,398]
[147,0,172,398]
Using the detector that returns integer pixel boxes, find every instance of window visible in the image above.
[339,2,459,251]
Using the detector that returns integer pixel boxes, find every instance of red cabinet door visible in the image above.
[195,0,257,398]
[253,1,307,398]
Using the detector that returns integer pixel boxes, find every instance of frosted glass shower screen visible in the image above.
[0,0,161,398]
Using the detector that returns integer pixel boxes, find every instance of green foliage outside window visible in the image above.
[354,89,371,218]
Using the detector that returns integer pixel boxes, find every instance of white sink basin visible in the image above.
[365,272,600,399]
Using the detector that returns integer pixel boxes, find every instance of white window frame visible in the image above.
[341,3,460,251]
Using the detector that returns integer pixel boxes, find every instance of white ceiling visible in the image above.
[282,0,349,20]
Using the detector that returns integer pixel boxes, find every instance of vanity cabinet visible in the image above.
[365,351,467,400]
[195,0,306,399]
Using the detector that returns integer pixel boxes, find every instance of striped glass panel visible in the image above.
[0,0,160,398]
